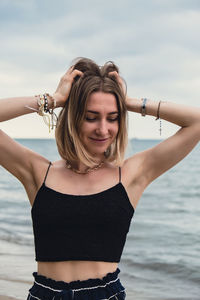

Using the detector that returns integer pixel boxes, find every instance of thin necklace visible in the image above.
[65,161,104,174]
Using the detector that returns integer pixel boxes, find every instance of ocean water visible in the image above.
[0,138,200,299]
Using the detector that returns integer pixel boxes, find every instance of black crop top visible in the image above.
[31,162,134,262]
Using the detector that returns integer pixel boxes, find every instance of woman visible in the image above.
[0,57,200,300]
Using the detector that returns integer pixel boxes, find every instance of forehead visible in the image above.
[87,92,118,112]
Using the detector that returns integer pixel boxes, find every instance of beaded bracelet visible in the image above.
[36,93,58,132]
[25,93,58,133]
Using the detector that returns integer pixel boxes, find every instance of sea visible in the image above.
[0,138,200,300]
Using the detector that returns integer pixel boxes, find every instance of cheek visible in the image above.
[113,123,119,135]
[109,124,119,141]
[80,122,93,135]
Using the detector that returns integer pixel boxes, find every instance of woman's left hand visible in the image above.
[108,71,126,96]
[108,71,133,110]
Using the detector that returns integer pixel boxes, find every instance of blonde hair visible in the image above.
[55,57,128,168]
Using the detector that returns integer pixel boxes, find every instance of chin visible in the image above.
[88,147,107,156]
[84,140,113,156]
[91,150,106,156]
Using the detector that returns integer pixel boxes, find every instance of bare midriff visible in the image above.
[37,261,118,282]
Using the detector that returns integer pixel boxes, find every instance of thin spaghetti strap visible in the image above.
[43,162,52,184]
[119,167,121,183]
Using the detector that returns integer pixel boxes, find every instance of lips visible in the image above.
[90,138,109,142]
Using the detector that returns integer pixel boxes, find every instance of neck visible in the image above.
[66,158,105,174]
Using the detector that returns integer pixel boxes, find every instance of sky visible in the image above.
[0,0,200,139]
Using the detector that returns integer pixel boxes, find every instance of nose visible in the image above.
[95,119,108,136]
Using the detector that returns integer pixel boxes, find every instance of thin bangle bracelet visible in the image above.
[155,100,161,120]
[141,98,147,116]
[155,100,162,136]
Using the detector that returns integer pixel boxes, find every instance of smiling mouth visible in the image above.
[90,138,109,142]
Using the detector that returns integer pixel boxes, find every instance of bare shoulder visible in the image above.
[0,130,51,195]
[0,129,57,206]
[123,126,200,194]
[23,153,52,207]
[121,152,146,185]
[120,152,147,209]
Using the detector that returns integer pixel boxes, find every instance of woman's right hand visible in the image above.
[53,66,83,107]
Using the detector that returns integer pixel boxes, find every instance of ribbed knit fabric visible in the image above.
[31,162,134,262]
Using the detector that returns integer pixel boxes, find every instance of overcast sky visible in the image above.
[0,0,200,139]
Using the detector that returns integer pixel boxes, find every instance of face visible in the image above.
[80,91,119,158]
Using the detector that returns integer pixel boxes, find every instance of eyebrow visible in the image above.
[87,110,118,115]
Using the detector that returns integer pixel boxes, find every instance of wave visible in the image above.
[122,257,200,284]
[0,233,33,246]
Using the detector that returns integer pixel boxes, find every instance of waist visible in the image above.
[29,267,125,300]
[37,260,118,282]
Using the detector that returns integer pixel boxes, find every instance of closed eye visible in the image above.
[86,117,119,122]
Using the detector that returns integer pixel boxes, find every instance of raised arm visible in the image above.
[126,97,200,189]
[0,96,41,122]
[108,72,200,191]
[0,95,56,184]
[0,67,83,186]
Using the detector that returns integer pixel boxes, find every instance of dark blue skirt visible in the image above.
[27,268,126,299]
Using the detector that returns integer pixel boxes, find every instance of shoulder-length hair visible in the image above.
[55,57,128,168]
